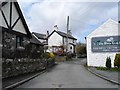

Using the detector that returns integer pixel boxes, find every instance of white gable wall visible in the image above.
[87,19,119,67]
[48,31,77,53]
[12,3,27,34]
[0,2,27,35]
[13,19,27,34]
[48,32,63,47]
[1,2,10,26]
[0,11,8,28]
[12,3,19,26]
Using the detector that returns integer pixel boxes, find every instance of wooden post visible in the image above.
[66,16,69,53]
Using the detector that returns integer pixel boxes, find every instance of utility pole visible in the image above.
[66,16,69,53]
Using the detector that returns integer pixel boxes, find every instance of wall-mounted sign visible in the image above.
[92,36,120,52]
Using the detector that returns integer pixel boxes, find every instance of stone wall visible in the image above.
[2,32,55,78]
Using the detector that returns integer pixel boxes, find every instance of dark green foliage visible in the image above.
[65,53,72,61]
[96,67,120,71]
[76,42,86,58]
[41,52,50,59]
[114,54,120,68]
[106,57,111,68]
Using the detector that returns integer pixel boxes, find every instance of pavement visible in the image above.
[87,66,120,85]
[69,58,120,85]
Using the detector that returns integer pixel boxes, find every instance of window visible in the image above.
[70,46,72,50]
[16,36,23,48]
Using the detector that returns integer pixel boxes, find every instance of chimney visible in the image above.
[54,25,58,31]
[46,30,49,37]
[68,30,72,35]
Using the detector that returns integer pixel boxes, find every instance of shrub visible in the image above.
[41,52,50,59]
[49,52,54,58]
[114,54,120,68]
[65,53,72,61]
[106,57,111,68]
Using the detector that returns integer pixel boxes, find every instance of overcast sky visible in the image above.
[18,0,118,43]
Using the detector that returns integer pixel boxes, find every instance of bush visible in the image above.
[114,54,120,68]
[106,57,111,68]
[65,53,72,61]
[41,52,50,59]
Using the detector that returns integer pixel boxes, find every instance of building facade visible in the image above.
[32,32,48,45]
[48,25,77,55]
[0,1,32,59]
[1,1,45,78]
[87,19,119,67]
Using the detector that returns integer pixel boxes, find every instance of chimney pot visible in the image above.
[46,30,49,37]
[54,25,58,31]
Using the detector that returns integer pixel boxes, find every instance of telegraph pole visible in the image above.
[66,16,69,53]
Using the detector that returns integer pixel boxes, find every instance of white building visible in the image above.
[87,19,119,67]
[32,32,48,45]
[48,25,77,54]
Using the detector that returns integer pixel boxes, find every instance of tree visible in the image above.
[76,42,86,56]
[114,54,120,68]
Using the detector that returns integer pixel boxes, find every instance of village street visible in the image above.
[14,58,118,89]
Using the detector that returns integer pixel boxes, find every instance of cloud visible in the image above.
[18,0,118,43]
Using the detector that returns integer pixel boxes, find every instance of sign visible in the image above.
[92,36,120,52]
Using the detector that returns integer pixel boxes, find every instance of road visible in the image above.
[14,58,118,88]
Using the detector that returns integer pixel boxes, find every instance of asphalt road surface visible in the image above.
[14,58,118,88]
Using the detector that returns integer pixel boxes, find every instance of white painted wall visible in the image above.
[87,19,119,67]
[12,3,27,34]
[0,2,10,28]
[68,38,75,53]
[1,2,10,26]
[12,3,19,26]
[13,19,27,34]
[63,37,76,53]
[1,2,27,35]
[48,31,77,53]
[0,10,8,28]
[68,44,74,53]
[48,32,63,47]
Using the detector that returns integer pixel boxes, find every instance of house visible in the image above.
[0,1,32,58]
[32,32,48,45]
[32,32,48,52]
[47,25,77,55]
[1,1,46,78]
[86,19,119,67]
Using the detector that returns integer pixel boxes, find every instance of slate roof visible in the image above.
[32,32,47,40]
[48,30,77,40]
[30,34,43,46]
[57,31,77,40]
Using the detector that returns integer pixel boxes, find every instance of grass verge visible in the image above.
[96,67,120,72]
